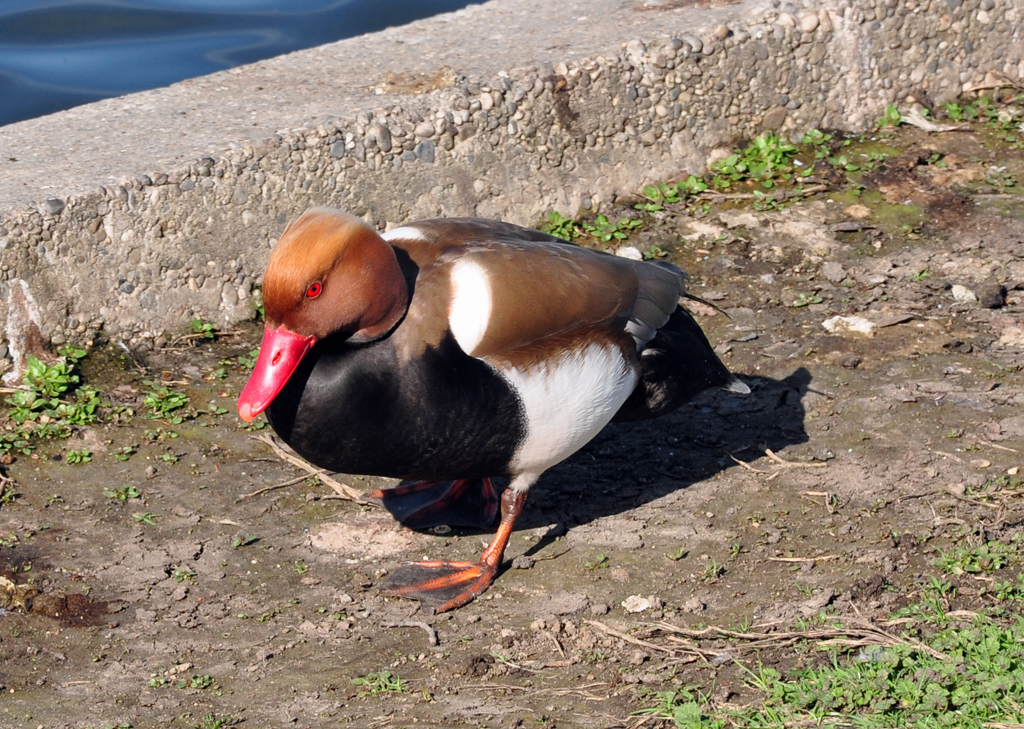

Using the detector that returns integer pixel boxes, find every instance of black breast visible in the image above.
[266,333,526,480]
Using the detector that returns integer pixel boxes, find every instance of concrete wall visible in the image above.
[0,0,1019,365]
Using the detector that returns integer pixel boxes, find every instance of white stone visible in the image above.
[822,315,878,337]
[621,595,652,613]
[951,284,978,303]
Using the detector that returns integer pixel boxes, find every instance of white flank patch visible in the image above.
[448,259,492,356]
[381,226,428,242]
[502,344,637,477]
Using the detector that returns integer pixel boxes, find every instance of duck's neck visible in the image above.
[347,240,410,344]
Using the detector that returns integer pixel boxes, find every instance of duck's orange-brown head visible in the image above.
[238,209,409,422]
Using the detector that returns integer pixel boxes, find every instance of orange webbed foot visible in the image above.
[379,488,527,613]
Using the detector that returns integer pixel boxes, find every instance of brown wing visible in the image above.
[387,218,687,359]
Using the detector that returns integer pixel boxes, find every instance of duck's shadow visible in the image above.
[420,367,813,544]
[520,366,813,533]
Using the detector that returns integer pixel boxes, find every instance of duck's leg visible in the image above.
[381,488,528,613]
[365,477,500,530]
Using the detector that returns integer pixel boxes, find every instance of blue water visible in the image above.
[0,0,477,128]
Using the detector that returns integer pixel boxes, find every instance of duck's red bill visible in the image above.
[238,325,316,422]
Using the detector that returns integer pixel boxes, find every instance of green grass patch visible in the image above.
[641,611,1024,728]
[638,537,1024,728]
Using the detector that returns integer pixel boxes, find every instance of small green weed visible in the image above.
[860,151,891,170]
[540,211,578,240]
[220,349,260,372]
[710,133,798,189]
[132,512,158,525]
[989,573,1024,602]
[201,400,228,416]
[700,559,723,581]
[936,539,1019,576]
[177,674,216,690]
[791,292,823,307]
[173,567,198,584]
[751,189,784,211]
[2,347,100,455]
[0,532,19,547]
[231,533,259,549]
[582,215,642,243]
[351,671,406,696]
[801,128,833,154]
[112,446,135,461]
[665,547,688,561]
[677,174,709,196]
[65,448,92,464]
[144,428,179,441]
[827,152,861,172]
[584,554,609,570]
[255,608,281,623]
[944,101,966,121]
[635,182,682,212]
[195,714,239,729]
[877,103,903,127]
[237,349,260,370]
[103,484,140,501]
[986,166,1018,188]
[190,320,217,341]
[643,244,669,260]
[143,382,194,423]
[635,687,721,729]
[0,481,19,507]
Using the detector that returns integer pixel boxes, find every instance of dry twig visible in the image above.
[801,490,837,514]
[165,329,242,349]
[252,433,364,502]
[695,183,829,202]
[765,448,828,469]
[382,620,438,646]
[902,106,969,132]
[545,630,566,658]
[730,449,828,483]
[930,448,965,464]
[647,616,947,661]
[236,474,312,501]
[729,453,767,474]
[586,620,717,661]
[768,555,839,563]
[963,69,1024,93]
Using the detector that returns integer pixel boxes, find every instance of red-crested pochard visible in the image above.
[238,208,747,613]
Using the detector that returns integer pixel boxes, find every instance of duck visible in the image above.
[238,208,747,613]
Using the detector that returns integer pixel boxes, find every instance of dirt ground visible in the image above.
[1,121,1023,729]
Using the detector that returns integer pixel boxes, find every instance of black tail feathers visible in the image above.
[614,305,747,422]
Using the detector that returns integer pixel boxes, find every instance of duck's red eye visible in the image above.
[306,282,322,298]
